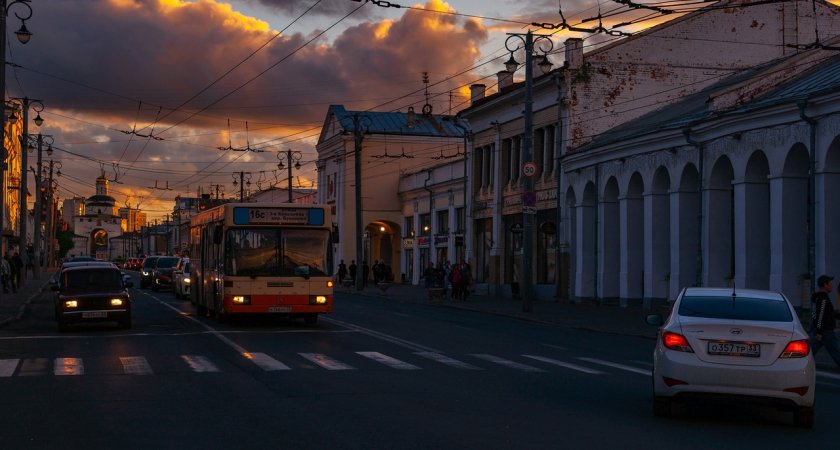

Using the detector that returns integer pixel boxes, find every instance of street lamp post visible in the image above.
[12,97,43,278]
[505,31,554,312]
[29,133,52,278]
[277,149,302,203]
[0,0,34,260]
[45,160,60,267]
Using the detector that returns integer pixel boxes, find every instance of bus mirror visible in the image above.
[213,225,223,244]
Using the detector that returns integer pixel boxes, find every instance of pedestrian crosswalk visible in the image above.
[0,352,838,382]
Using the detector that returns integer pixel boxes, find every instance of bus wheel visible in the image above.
[303,314,318,325]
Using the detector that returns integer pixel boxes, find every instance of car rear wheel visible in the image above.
[793,405,814,428]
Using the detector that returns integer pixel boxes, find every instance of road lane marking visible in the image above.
[414,352,482,370]
[356,352,421,370]
[470,354,545,372]
[817,370,840,380]
[522,355,605,374]
[244,352,291,371]
[120,356,153,375]
[321,317,441,353]
[577,357,650,375]
[18,358,49,377]
[181,355,219,373]
[54,358,84,376]
[299,353,355,370]
[0,359,19,377]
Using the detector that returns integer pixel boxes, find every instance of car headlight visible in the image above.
[184,277,191,284]
[110,298,124,307]
[142,270,149,276]
[65,300,78,308]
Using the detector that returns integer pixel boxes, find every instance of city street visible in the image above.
[0,273,839,449]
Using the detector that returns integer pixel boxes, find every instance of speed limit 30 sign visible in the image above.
[522,161,537,177]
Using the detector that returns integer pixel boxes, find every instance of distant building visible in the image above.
[69,174,123,260]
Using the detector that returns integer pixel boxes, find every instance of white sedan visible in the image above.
[173,259,191,300]
[647,287,815,428]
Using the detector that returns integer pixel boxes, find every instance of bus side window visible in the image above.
[213,225,223,244]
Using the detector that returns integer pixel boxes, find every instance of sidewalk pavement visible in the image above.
[0,269,56,327]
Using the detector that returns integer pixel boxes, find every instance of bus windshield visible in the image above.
[225,228,330,278]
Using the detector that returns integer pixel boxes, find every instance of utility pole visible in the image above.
[239,171,244,201]
[31,132,43,278]
[352,114,368,291]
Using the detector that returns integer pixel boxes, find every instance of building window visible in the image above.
[436,210,449,235]
[405,216,414,237]
[455,207,465,234]
[420,213,430,236]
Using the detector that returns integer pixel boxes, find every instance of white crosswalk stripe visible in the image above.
[181,355,219,373]
[245,352,291,371]
[471,354,545,372]
[120,356,153,375]
[357,352,420,370]
[0,359,19,377]
[522,355,605,374]
[414,352,483,370]
[577,357,650,375]
[54,358,84,376]
[299,353,355,370]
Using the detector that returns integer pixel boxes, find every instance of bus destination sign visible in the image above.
[233,207,324,226]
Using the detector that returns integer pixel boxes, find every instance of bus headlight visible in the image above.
[232,295,250,305]
[65,300,78,308]
[310,295,328,305]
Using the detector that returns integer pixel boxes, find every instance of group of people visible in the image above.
[424,260,473,302]
[1,252,25,294]
[337,259,394,287]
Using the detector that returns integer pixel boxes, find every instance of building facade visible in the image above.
[69,175,124,259]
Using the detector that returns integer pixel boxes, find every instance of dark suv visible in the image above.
[140,256,160,288]
[53,266,132,331]
[152,256,181,291]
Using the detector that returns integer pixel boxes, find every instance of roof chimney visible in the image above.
[407,106,415,128]
[564,38,583,70]
[497,70,513,90]
[469,84,486,105]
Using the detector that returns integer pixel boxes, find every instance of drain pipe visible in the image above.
[798,100,817,286]
[683,128,704,288]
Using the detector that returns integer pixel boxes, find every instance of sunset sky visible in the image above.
[4,0,699,221]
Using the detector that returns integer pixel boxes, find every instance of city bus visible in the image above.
[189,203,334,324]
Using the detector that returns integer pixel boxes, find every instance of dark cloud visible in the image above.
[5,0,488,217]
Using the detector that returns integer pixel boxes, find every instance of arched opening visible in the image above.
[673,164,700,297]
[772,144,809,304]
[91,229,109,260]
[706,156,734,287]
[646,167,670,302]
[622,172,644,302]
[821,136,840,282]
[576,182,597,299]
[600,177,620,300]
[736,151,770,289]
[364,220,401,283]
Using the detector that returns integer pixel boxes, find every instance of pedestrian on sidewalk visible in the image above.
[460,260,473,301]
[449,262,462,301]
[442,260,452,300]
[10,252,23,293]
[349,260,357,282]
[337,260,347,284]
[1,255,10,293]
[810,274,840,368]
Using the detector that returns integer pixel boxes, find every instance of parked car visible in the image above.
[647,287,815,427]
[140,256,160,288]
[151,256,181,291]
[52,265,133,331]
[173,259,191,299]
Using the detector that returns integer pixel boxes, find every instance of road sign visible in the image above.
[522,161,537,177]
[523,206,537,215]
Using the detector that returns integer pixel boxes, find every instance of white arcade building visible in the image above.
[70,174,123,259]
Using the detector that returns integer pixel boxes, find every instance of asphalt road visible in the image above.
[0,273,838,449]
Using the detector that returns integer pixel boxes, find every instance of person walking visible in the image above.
[362,261,370,288]
[810,274,840,368]
[10,252,23,293]
[348,260,357,283]
[1,255,10,293]
[337,260,347,284]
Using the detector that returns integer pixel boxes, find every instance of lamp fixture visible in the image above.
[504,51,519,73]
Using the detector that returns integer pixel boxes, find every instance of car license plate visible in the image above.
[707,341,760,357]
[268,306,292,313]
[81,311,108,319]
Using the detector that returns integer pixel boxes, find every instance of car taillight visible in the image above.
[779,339,810,358]
[662,331,694,353]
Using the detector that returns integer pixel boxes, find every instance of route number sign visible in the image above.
[522,162,537,177]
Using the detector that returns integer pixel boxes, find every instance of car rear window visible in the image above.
[157,257,180,268]
[63,270,123,290]
[678,295,793,322]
